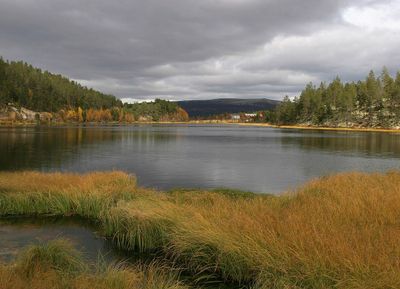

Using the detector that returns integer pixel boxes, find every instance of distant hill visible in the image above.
[0,57,122,112]
[177,98,280,117]
[0,57,190,123]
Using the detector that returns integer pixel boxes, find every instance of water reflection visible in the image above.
[279,129,400,157]
[0,125,399,192]
[0,126,179,171]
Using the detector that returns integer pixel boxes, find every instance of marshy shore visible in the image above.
[1,171,400,288]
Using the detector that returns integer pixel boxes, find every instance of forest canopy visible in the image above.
[123,99,189,122]
[0,57,122,111]
[0,57,189,123]
[2,56,399,127]
[270,68,400,127]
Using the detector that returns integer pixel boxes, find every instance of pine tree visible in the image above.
[272,68,400,127]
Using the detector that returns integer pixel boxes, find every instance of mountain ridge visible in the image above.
[177,98,280,117]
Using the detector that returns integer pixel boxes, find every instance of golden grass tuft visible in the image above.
[1,170,400,288]
[15,238,85,278]
[0,170,136,195]
[0,171,137,217]
[0,240,188,289]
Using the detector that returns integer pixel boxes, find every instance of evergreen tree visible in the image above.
[271,68,400,127]
[275,96,297,124]
[0,58,123,111]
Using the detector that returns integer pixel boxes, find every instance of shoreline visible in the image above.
[1,170,400,288]
[2,119,400,133]
[233,122,400,133]
[186,120,400,133]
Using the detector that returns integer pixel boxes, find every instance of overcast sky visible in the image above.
[0,0,399,102]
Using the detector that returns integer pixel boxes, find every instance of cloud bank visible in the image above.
[0,0,399,101]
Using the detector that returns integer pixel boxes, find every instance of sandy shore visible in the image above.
[186,120,400,133]
[232,122,400,133]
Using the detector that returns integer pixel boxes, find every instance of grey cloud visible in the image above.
[0,0,397,101]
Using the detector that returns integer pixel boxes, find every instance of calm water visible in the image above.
[0,218,234,288]
[0,218,123,263]
[1,124,400,193]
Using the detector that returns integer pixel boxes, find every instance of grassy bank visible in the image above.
[0,239,187,289]
[1,171,400,288]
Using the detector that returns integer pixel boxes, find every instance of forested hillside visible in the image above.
[0,58,122,111]
[270,69,400,127]
[124,99,189,121]
[0,58,189,123]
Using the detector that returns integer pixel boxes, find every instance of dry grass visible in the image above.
[0,171,137,218]
[0,171,136,195]
[0,240,187,289]
[14,238,86,278]
[1,171,400,288]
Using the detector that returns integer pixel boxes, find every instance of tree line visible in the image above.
[269,68,400,127]
[53,100,188,123]
[124,99,188,121]
[0,58,122,111]
[0,57,189,123]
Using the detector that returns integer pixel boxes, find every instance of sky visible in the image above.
[0,0,399,102]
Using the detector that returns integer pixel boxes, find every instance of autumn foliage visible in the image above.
[35,104,190,124]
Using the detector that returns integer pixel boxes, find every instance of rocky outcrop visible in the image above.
[0,104,52,122]
[0,103,189,124]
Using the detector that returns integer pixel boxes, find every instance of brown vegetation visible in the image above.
[0,239,187,289]
[1,171,400,288]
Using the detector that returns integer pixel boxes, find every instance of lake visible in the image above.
[1,124,399,193]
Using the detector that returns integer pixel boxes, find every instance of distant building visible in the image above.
[231,114,241,120]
